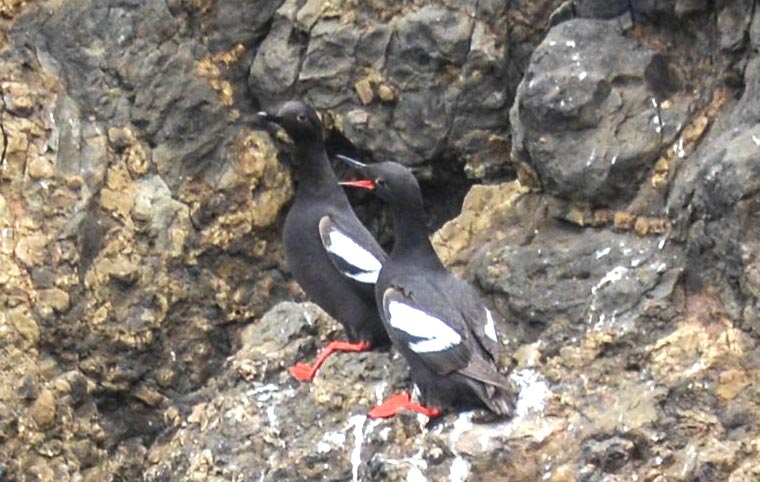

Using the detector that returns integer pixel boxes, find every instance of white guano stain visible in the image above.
[406,450,429,482]
[373,380,387,403]
[449,412,474,446]
[317,430,346,454]
[676,137,685,158]
[594,247,611,259]
[591,266,628,296]
[449,456,470,482]
[511,368,550,419]
[585,147,597,167]
[349,414,368,482]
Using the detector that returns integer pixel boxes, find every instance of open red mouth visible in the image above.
[339,179,376,190]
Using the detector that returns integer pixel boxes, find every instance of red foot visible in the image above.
[368,392,441,419]
[289,340,372,382]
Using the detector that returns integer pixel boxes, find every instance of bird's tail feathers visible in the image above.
[459,356,516,417]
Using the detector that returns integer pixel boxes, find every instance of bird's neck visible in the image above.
[389,199,443,269]
[294,142,340,197]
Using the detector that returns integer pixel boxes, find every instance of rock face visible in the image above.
[249,0,516,176]
[1,1,760,481]
[510,18,691,205]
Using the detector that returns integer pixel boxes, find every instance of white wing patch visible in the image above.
[324,228,382,283]
[484,308,498,342]
[345,270,380,283]
[387,300,462,353]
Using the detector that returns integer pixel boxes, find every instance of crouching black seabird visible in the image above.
[340,157,515,418]
[258,101,390,381]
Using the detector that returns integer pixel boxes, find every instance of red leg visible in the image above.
[289,340,372,382]
[368,392,441,419]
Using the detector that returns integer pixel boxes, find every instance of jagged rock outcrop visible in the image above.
[1,0,760,481]
[510,18,691,205]
[249,0,515,176]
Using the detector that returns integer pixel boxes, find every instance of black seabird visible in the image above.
[258,101,390,381]
[340,157,514,418]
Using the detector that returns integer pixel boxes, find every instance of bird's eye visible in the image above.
[375,178,387,187]
[297,113,307,122]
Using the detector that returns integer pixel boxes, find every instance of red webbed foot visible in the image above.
[368,392,441,419]
[289,362,318,382]
[290,340,372,382]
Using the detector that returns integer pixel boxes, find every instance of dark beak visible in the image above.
[336,154,367,169]
[258,111,282,125]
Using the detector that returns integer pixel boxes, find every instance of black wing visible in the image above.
[443,276,501,363]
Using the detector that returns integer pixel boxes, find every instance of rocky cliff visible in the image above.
[1,0,759,481]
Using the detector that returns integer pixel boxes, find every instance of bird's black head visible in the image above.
[340,158,423,208]
[259,100,323,145]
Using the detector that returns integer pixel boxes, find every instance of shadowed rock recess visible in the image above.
[1,0,759,480]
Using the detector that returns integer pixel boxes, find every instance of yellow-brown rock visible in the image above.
[377,83,397,102]
[37,288,70,313]
[31,389,57,429]
[433,181,528,268]
[354,78,374,105]
[14,233,46,267]
[8,306,39,346]
[27,157,54,180]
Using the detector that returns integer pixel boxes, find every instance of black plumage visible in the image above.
[341,159,514,416]
[258,102,390,381]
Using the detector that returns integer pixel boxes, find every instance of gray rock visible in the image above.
[667,56,760,330]
[167,0,282,53]
[249,16,306,99]
[249,2,514,173]
[389,5,474,80]
[300,20,359,90]
[7,0,760,480]
[629,0,679,19]
[551,0,714,23]
[232,301,334,381]
[52,94,105,189]
[16,0,282,193]
[752,5,760,50]
[717,0,753,52]
[728,57,760,126]
[356,24,393,67]
[574,0,630,19]
[582,435,637,472]
[476,222,682,330]
[668,122,760,329]
[146,302,414,482]
[510,18,690,205]
[675,0,710,18]
[134,51,229,190]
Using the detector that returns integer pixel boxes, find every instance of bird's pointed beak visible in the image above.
[258,111,282,125]
[336,154,367,169]
[336,154,373,189]
[339,179,376,190]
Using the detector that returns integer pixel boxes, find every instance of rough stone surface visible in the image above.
[477,220,682,330]
[249,0,540,177]
[510,18,692,206]
[1,1,292,479]
[1,1,760,481]
[668,60,760,333]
